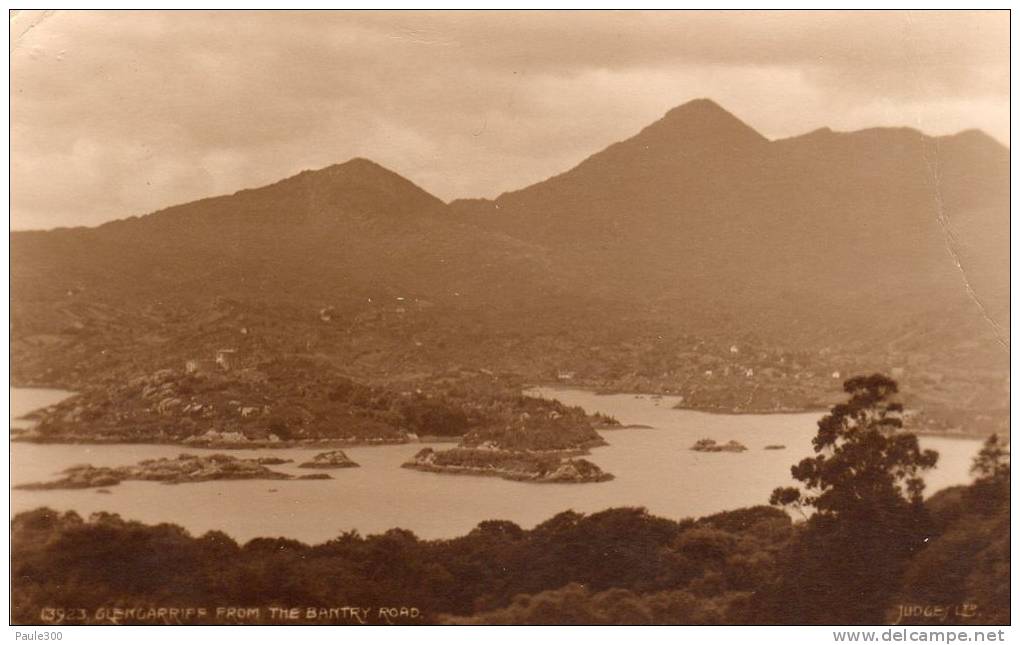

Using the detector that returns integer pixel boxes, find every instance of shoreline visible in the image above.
[528,383,1001,440]
[9,436,414,450]
[401,462,615,484]
[670,404,827,416]
[12,383,1001,447]
[527,382,827,414]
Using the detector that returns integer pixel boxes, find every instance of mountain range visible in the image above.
[10,99,1009,429]
[453,99,1008,345]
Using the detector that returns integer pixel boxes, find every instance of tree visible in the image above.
[890,435,1010,625]
[971,433,1010,483]
[762,374,939,624]
[770,374,938,520]
[968,433,1010,513]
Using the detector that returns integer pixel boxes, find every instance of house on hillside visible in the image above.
[216,348,238,370]
[185,359,218,375]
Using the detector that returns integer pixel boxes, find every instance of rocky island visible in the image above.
[403,447,612,483]
[690,439,748,453]
[12,359,418,447]
[402,390,617,483]
[13,360,623,452]
[298,450,360,469]
[13,453,337,490]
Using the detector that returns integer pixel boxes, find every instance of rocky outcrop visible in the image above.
[690,439,748,453]
[298,450,359,469]
[256,457,293,465]
[402,447,613,483]
[15,361,418,447]
[183,430,274,447]
[15,453,313,490]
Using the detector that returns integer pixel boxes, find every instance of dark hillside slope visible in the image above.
[452,99,1008,355]
[11,158,569,311]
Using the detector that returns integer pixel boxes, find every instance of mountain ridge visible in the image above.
[11,99,1006,234]
[13,98,1008,343]
[10,99,1009,434]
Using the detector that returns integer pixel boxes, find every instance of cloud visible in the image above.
[10,10,1008,230]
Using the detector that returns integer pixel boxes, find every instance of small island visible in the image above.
[690,438,748,453]
[402,394,617,483]
[298,450,360,469]
[763,444,786,450]
[403,447,613,483]
[13,453,332,490]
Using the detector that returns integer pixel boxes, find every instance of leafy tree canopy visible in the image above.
[770,374,938,520]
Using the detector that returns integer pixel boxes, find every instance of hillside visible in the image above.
[11,158,571,312]
[452,99,1009,352]
[10,100,1009,435]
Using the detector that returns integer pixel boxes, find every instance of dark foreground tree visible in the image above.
[971,433,1010,484]
[892,437,1011,625]
[770,374,938,518]
[966,433,1010,513]
[760,374,939,624]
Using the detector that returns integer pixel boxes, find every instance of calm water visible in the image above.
[9,386,983,543]
[10,388,76,429]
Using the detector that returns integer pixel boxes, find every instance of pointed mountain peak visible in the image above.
[209,157,447,225]
[271,157,444,205]
[662,97,733,119]
[333,156,397,175]
[636,98,768,149]
[339,156,382,169]
[493,99,770,203]
[296,157,406,184]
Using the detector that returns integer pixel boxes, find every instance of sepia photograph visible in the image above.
[6,8,1011,632]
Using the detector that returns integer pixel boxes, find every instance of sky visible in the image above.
[10,10,1010,231]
